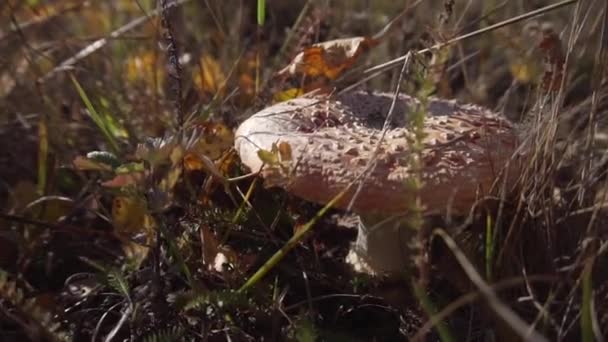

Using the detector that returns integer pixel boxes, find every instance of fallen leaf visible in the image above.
[278,36,376,80]
[112,196,147,235]
[538,24,565,91]
[277,141,292,162]
[125,51,161,86]
[183,153,224,180]
[188,122,233,159]
[111,196,156,263]
[510,60,537,84]
[238,73,256,105]
[195,54,226,96]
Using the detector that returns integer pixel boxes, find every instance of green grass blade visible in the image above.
[70,74,121,154]
[158,220,193,286]
[413,283,455,342]
[581,259,594,342]
[238,184,351,293]
[257,0,265,26]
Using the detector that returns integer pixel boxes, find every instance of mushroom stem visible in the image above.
[346,214,417,276]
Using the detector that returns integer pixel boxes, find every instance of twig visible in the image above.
[159,0,185,130]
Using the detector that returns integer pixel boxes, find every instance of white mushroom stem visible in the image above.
[345,215,417,275]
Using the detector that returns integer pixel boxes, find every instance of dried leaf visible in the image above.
[277,142,292,162]
[112,196,146,233]
[278,36,376,80]
[238,73,256,105]
[195,54,226,96]
[190,122,234,160]
[183,153,225,181]
[125,51,161,86]
[112,196,155,253]
[538,25,565,91]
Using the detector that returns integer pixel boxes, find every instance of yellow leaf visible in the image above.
[112,196,148,236]
[510,60,534,84]
[273,88,304,102]
[125,51,162,89]
[190,122,234,160]
[195,54,226,96]
[257,148,279,166]
[112,196,155,265]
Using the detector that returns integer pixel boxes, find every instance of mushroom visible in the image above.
[234,91,519,276]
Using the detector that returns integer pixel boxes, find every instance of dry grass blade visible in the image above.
[355,0,578,82]
[38,0,193,82]
[412,275,559,341]
[433,229,550,342]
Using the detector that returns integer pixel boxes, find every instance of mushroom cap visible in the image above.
[235,91,520,214]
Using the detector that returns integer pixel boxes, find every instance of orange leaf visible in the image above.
[278,36,376,80]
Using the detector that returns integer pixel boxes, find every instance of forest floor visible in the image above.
[1,0,608,341]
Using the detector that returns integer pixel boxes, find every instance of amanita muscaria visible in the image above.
[234,91,520,275]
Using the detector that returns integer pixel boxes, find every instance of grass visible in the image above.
[1,0,608,341]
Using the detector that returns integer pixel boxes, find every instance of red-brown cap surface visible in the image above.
[235,91,520,215]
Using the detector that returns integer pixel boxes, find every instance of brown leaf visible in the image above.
[190,122,234,161]
[111,196,156,259]
[538,25,565,92]
[278,36,376,80]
